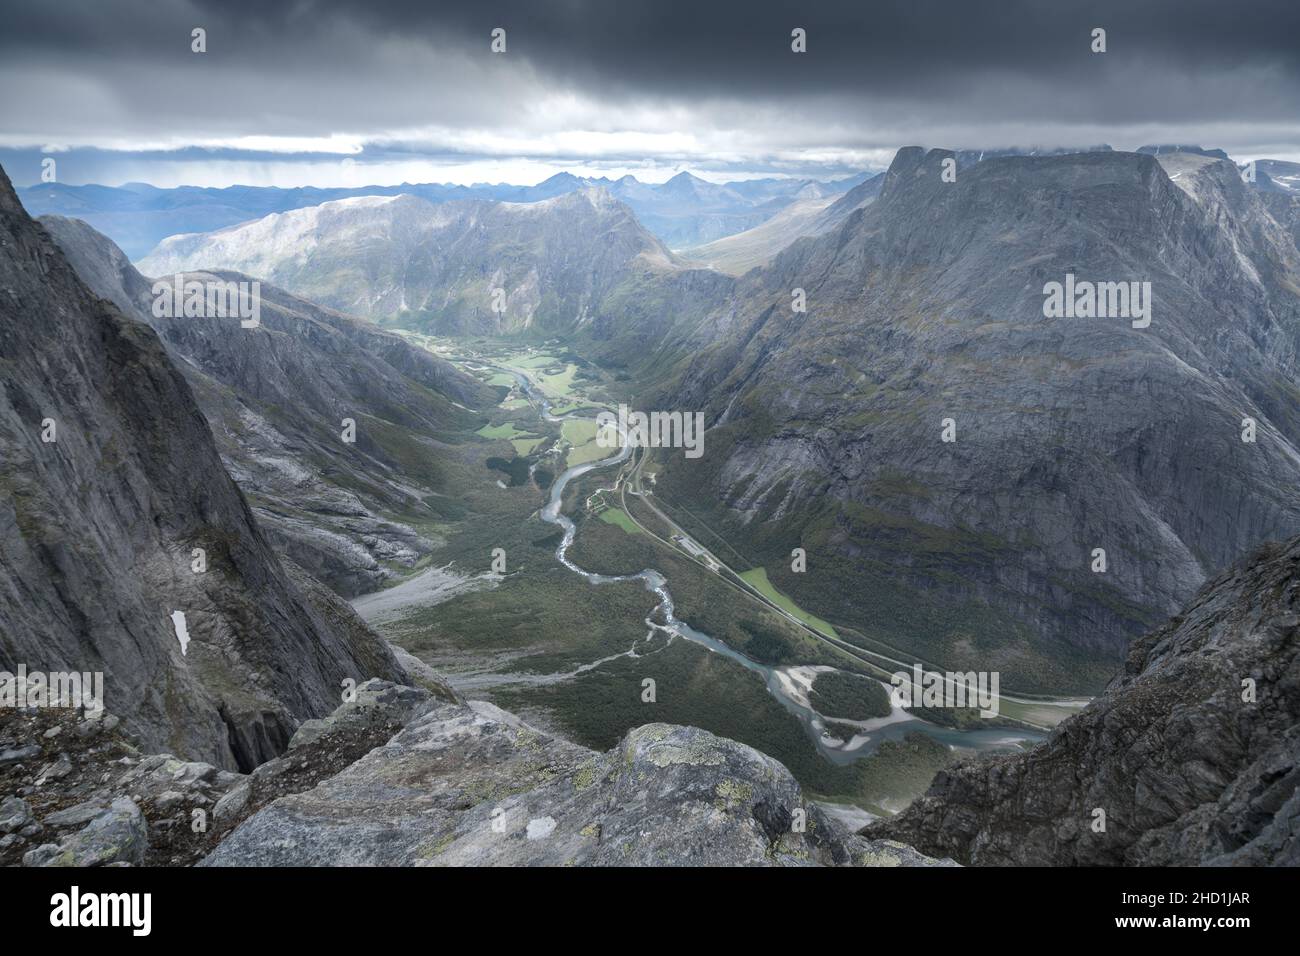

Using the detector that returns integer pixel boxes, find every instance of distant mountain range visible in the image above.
[16,169,867,259]
[113,146,1300,693]
[136,188,734,353]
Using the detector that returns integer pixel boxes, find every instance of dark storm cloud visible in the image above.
[4,0,1296,121]
[1,0,1298,185]
[293,0,1300,122]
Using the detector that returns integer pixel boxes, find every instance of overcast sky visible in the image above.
[2,0,1298,187]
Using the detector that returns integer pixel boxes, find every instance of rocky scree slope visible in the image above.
[654,147,1300,691]
[870,532,1300,865]
[41,215,494,597]
[0,164,405,770]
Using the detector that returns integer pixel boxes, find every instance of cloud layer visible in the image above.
[3,0,1298,185]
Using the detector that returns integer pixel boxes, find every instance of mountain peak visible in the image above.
[875,146,954,201]
[662,171,709,193]
[0,165,22,217]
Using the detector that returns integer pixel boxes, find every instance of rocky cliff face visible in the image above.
[0,164,405,770]
[869,534,1300,865]
[40,215,493,597]
[136,188,732,346]
[653,147,1300,690]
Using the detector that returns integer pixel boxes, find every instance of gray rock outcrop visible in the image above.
[26,797,147,867]
[203,701,951,867]
[869,535,1300,865]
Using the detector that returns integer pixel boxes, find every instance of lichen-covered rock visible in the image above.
[29,797,147,867]
[0,796,31,833]
[287,679,446,751]
[115,753,242,810]
[209,680,449,837]
[0,745,41,767]
[202,705,949,867]
[211,782,252,829]
[22,844,59,867]
[842,837,956,867]
[34,753,75,785]
[42,799,110,828]
[388,646,462,704]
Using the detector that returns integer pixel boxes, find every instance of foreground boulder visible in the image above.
[203,701,951,867]
[869,536,1300,866]
[211,677,457,831]
[25,797,147,867]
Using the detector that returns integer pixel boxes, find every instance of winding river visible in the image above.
[500,364,1046,765]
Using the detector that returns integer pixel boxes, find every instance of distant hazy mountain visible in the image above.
[44,214,494,597]
[650,147,1300,692]
[686,173,886,275]
[685,197,840,275]
[0,165,405,769]
[1253,159,1300,193]
[1252,161,1300,254]
[137,188,733,352]
[18,171,865,258]
[609,170,861,248]
[1137,143,1231,160]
